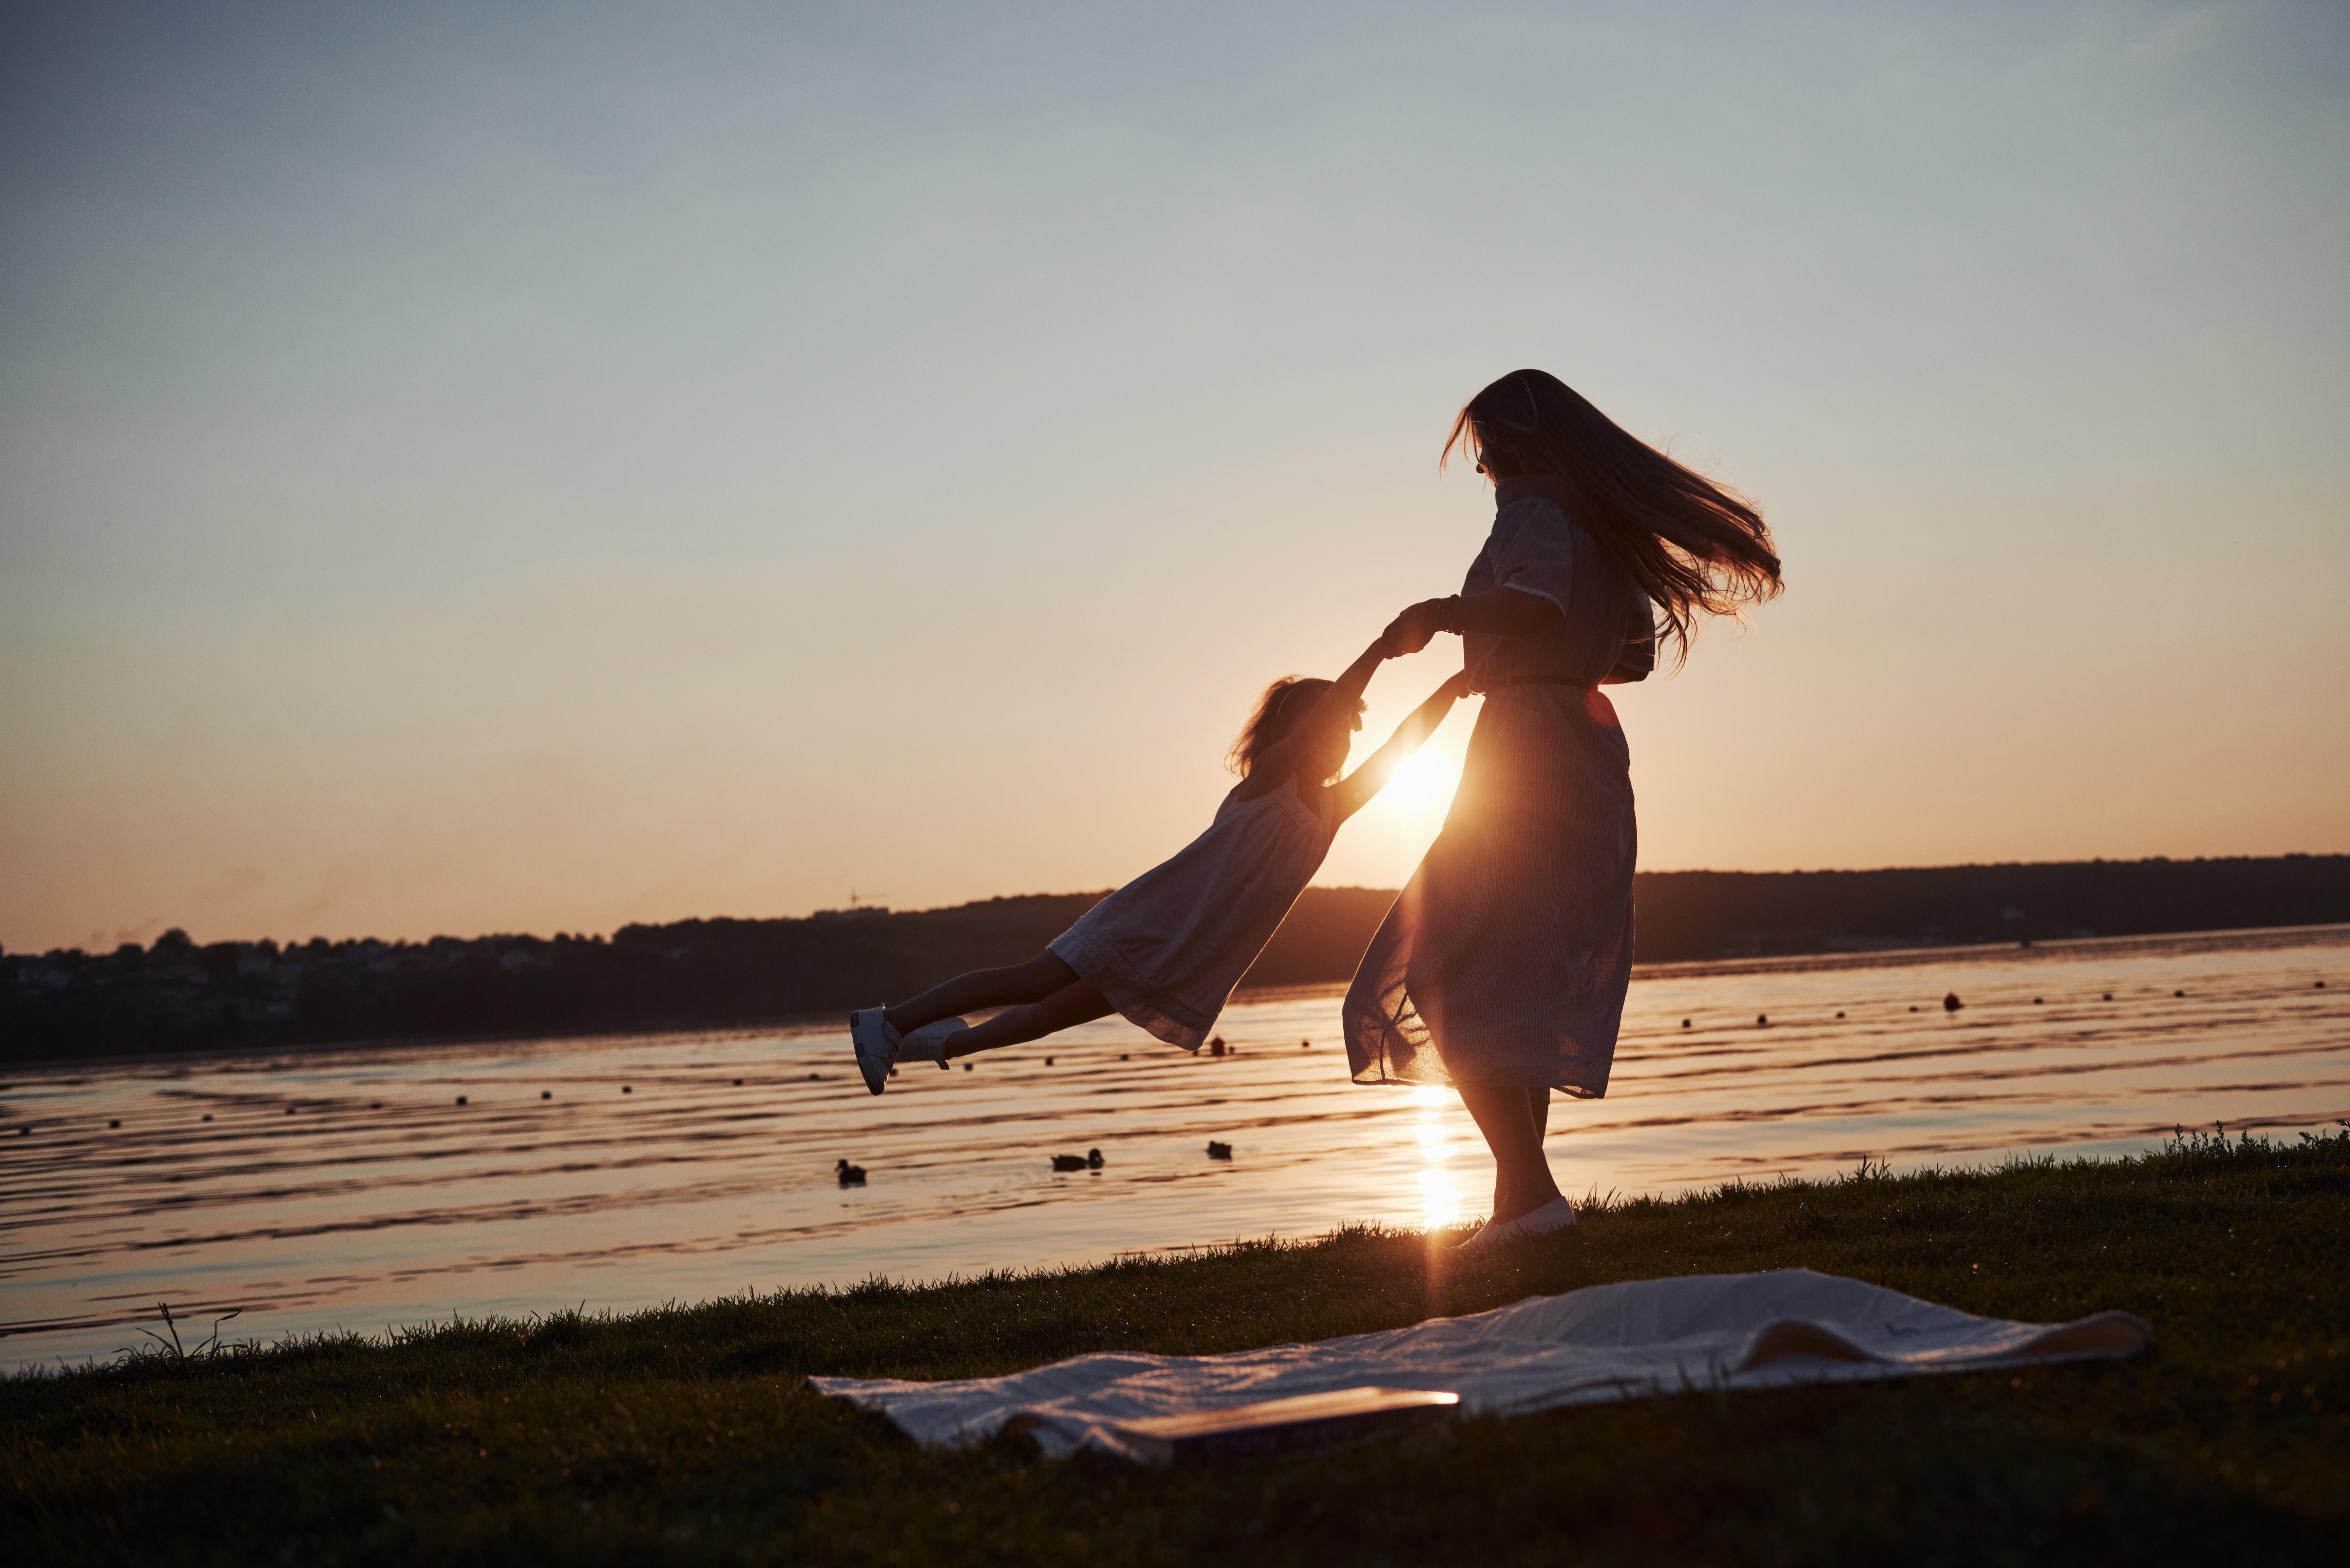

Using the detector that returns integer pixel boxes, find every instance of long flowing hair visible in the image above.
[1442,369,1782,667]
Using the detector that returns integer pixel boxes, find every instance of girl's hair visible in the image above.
[1442,369,1783,667]
[1227,676,1335,777]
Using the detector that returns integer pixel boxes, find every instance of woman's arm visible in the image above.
[1601,643,1653,685]
[1603,593,1658,684]
[1328,672,1470,821]
[1382,589,1560,653]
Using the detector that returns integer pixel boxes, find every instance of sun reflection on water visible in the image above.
[1413,1083,1462,1228]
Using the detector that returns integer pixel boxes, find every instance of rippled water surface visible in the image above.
[5,925,2344,1371]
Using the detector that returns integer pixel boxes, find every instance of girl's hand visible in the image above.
[1382,599,1451,655]
[1440,671,1472,701]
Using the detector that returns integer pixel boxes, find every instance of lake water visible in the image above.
[4,924,2344,1373]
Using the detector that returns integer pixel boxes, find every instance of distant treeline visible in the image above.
[3,855,2344,1063]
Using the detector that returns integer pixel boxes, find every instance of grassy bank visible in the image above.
[7,1128,2346,1566]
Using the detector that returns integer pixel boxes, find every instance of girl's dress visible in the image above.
[1343,474,1654,1096]
[1051,776,1340,1051]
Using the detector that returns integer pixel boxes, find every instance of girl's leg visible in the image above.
[883,953,1079,1037]
[1457,1083,1563,1226]
[941,981,1114,1058]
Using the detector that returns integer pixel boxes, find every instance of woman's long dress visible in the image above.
[1343,474,1654,1096]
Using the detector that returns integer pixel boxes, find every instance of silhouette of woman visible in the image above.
[1348,370,1781,1248]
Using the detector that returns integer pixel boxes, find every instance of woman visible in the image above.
[1347,369,1782,1248]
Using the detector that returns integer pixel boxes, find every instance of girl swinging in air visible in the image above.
[849,640,1465,1093]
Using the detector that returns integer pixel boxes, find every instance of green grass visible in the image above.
[7,1127,2347,1566]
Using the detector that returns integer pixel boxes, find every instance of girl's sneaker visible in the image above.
[849,1009,903,1096]
[899,1017,970,1067]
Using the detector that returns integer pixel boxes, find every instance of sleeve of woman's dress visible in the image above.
[1489,499,1576,613]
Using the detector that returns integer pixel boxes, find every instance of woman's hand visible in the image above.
[1382,599,1453,656]
[1440,670,1472,701]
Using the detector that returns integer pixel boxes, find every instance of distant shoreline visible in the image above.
[6,919,2341,1075]
[6,856,2345,1065]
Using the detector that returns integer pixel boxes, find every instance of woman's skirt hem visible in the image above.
[1346,1064,1607,1097]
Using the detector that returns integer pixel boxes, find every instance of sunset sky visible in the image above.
[2,1,2345,954]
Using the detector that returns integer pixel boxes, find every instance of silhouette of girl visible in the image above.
[849,641,1466,1093]
[1353,369,1782,1248]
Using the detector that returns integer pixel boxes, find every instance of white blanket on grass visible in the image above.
[811,1268,2150,1462]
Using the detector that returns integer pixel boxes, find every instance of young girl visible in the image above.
[849,641,1467,1094]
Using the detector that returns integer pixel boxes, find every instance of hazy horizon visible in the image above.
[5,2,2346,954]
[19,850,2350,955]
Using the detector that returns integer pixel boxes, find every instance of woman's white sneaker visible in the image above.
[1457,1195,1578,1251]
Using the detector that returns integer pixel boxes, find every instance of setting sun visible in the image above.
[1384,747,1458,822]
